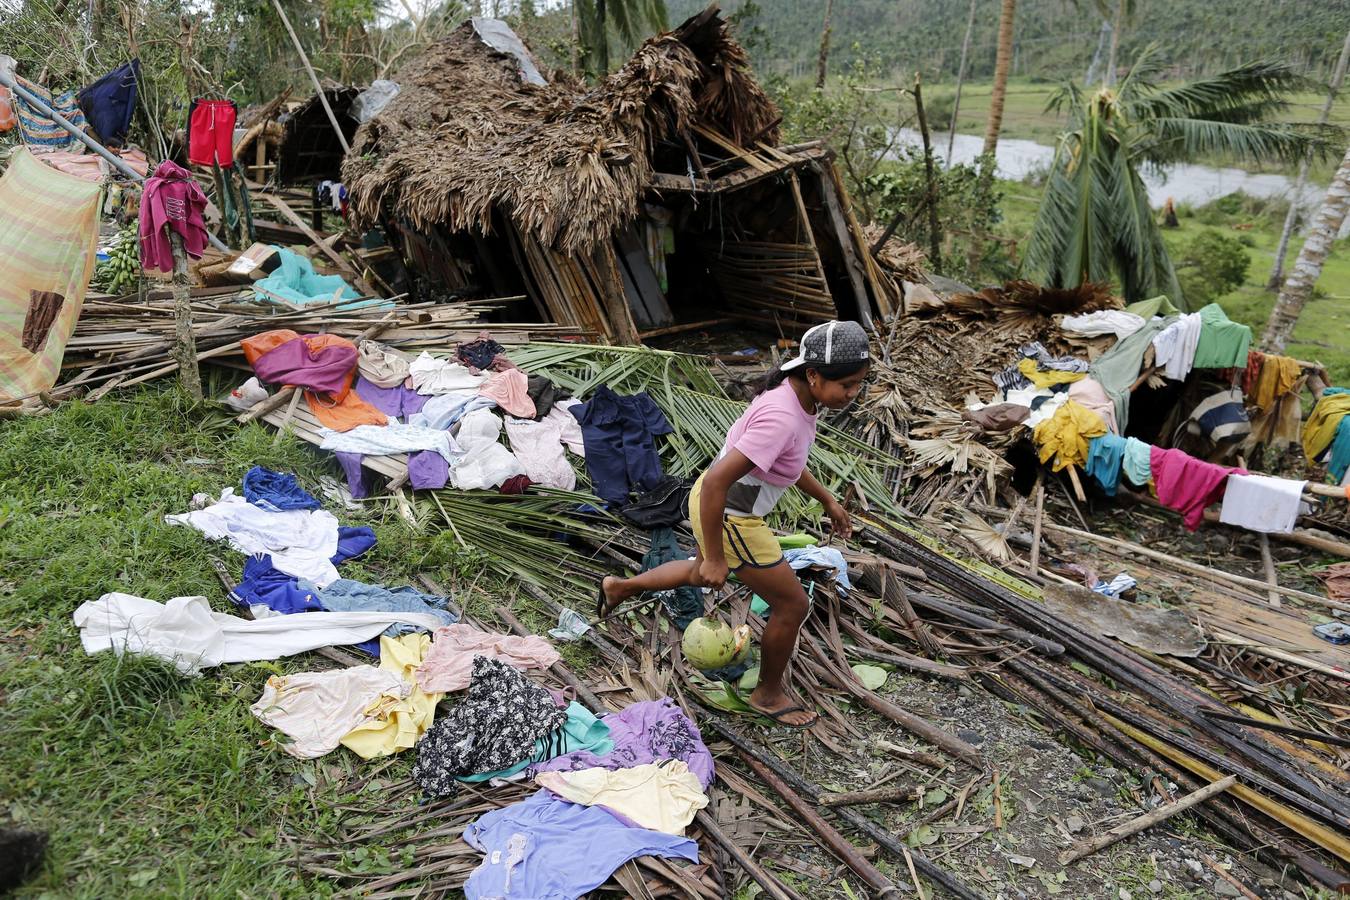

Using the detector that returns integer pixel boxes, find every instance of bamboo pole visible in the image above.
[270,0,351,155]
[818,785,922,807]
[1058,775,1237,864]
[737,751,904,898]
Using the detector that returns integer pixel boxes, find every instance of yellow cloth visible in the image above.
[340,633,443,759]
[1303,392,1350,461]
[689,473,783,569]
[1033,400,1107,472]
[1252,355,1301,410]
[1018,357,1087,389]
[0,149,102,401]
[534,760,709,835]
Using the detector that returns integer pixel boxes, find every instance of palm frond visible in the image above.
[1136,119,1336,168]
[1125,59,1314,123]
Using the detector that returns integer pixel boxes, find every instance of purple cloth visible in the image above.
[463,790,697,900]
[335,452,369,499]
[253,337,356,395]
[354,376,428,420]
[408,451,449,489]
[529,698,713,788]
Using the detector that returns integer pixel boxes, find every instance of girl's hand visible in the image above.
[697,558,730,590]
[825,499,852,541]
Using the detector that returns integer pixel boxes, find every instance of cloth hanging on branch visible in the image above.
[10,75,90,149]
[77,58,139,148]
[1149,446,1245,531]
[1303,387,1350,480]
[1033,400,1107,472]
[1219,474,1306,534]
[0,149,102,402]
[139,159,209,273]
[1192,303,1252,370]
[187,98,236,166]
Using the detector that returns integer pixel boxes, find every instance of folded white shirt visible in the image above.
[1219,473,1306,534]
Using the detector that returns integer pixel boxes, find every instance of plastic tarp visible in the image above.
[471,18,547,86]
[253,246,390,310]
[350,80,400,124]
[0,148,102,402]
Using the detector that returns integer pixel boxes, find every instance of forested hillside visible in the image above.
[674,0,1350,83]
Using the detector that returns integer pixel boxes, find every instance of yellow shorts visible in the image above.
[689,474,784,570]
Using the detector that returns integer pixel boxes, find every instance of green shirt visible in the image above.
[1192,303,1252,370]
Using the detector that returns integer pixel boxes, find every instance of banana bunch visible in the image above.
[93,227,141,294]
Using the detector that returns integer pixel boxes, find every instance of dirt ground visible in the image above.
[733,659,1294,900]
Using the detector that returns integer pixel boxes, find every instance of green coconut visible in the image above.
[681,617,752,671]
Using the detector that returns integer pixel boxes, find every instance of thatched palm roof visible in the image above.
[343,6,779,256]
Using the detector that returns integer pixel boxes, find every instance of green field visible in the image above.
[998,181,1350,383]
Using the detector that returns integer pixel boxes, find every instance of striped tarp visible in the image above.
[0,148,103,402]
[12,76,91,149]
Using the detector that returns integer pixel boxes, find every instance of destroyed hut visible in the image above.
[342,10,892,344]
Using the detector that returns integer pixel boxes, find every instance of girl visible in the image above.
[597,320,871,728]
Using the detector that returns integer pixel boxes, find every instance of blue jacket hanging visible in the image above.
[78,58,140,148]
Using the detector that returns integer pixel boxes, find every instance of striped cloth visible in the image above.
[0,148,103,402]
[11,76,91,149]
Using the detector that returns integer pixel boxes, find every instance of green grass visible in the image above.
[0,385,491,897]
[996,180,1350,384]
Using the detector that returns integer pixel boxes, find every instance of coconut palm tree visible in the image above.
[577,0,668,75]
[1022,48,1331,306]
[983,0,1017,156]
[1261,143,1350,353]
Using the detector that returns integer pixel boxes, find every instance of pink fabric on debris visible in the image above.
[414,623,559,693]
[138,159,208,273]
[253,336,358,396]
[477,368,535,418]
[32,147,149,181]
[1150,446,1246,532]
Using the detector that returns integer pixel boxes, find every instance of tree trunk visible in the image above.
[1084,18,1110,86]
[914,73,943,272]
[947,0,977,166]
[983,0,1017,157]
[597,0,609,73]
[1261,142,1350,353]
[815,0,834,89]
[1267,26,1350,289]
[169,232,202,399]
[1105,0,1124,86]
[570,0,580,75]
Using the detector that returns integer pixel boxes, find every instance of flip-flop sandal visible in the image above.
[595,579,614,620]
[754,704,819,729]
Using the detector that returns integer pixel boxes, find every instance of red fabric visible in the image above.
[1242,350,1264,399]
[1149,446,1246,532]
[138,159,208,273]
[187,99,236,166]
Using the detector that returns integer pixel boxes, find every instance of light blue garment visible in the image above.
[463,790,698,900]
[1121,437,1153,487]
[1086,434,1127,496]
[1092,573,1138,597]
[458,701,614,783]
[783,546,852,595]
[254,246,389,310]
[303,578,456,637]
[408,392,496,430]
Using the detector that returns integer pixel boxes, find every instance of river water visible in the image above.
[891,129,1326,210]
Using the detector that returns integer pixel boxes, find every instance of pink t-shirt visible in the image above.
[719,381,817,516]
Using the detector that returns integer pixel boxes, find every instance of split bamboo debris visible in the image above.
[1058,775,1237,864]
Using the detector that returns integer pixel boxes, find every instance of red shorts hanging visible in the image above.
[187,98,236,167]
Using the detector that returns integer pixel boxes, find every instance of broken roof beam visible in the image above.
[648,145,832,195]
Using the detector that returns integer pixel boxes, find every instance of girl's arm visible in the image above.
[697,450,756,587]
[796,469,851,539]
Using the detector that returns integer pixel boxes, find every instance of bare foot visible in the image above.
[748,688,818,728]
[597,576,623,617]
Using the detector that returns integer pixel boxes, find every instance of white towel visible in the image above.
[1219,474,1306,534]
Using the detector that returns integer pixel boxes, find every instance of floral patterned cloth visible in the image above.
[413,656,567,798]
